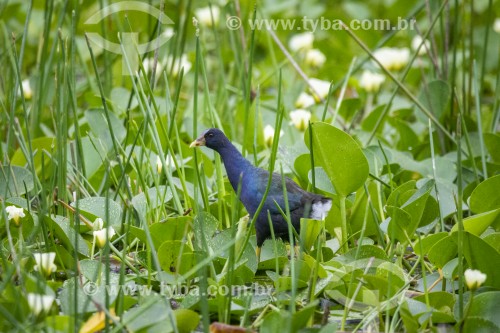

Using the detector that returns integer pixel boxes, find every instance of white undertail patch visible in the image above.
[310,200,332,220]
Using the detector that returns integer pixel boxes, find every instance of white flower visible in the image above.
[464,268,487,290]
[494,18,500,34]
[264,125,275,147]
[92,218,104,231]
[295,92,315,108]
[195,6,220,27]
[359,70,385,93]
[142,58,165,77]
[93,227,116,248]
[263,125,283,147]
[156,155,175,174]
[27,293,54,316]
[21,79,32,99]
[411,36,431,56]
[289,32,314,52]
[308,78,331,101]
[33,252,57,278]
[167,155,174,167]
[162,27,175,40]
[5,205,25,226]
[305,49,326,68]
[156,155,163,174]
[290,109,312,131]
[166,54,192,77]
[373,47,410,71]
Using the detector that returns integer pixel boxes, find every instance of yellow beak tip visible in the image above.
[189,139,205,148]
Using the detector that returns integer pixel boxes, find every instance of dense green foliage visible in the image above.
[1,0,500,332]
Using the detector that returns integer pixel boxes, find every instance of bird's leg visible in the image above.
[294,244,300,259]
[285,244,301,259]
[256,246,261,262]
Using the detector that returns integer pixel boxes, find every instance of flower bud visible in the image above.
[308,78,331,102]
[195,6,220,27]
[359,70,385,93]
[305,49,326,68]
[295,92,315,108]
[33,252,57,278]
[289,32,314,52]
[464,268,486,290]
[373,47,410,71]
[5,205,26,227]
[290,109,312,131]
[27,293,54,316]
[93,227,116,249]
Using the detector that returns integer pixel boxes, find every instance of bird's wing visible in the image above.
[257,172,310,215]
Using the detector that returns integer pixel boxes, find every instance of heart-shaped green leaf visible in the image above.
[150,216,192,248]
[484,133,500,163]
[450,208,500,235]
[416,80,450,122]
[305,122,368,197]
[470,175,500,213]
[132,185,173,219]
[71,197,123,227]
[461,292,500,331]
[0,165,34,198]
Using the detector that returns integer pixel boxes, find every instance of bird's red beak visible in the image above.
[189,134,206,148]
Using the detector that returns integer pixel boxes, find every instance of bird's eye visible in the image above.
[207,133,214,138]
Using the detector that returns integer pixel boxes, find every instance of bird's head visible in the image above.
[189,128,228,150]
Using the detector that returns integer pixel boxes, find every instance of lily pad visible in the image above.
[0,165,34,198]
[484,133,500,163]
[85,108,126,152]
[193,212,219,250]
[450,208,500,235]
[59,277,118,315]
[416,80,450,122]
[469,175,500,214]
[414,232,448,256]
[461,292,500,331]
[71,197,123,228]
[150,216,192,248]
[10,137,56,178]
[305,122,369,197]
[122,296,176,332]
[132,186,173,219]
[45,215,89,257]
[157,240,194,274]
[385,180,434,242]
[428,232,500,288]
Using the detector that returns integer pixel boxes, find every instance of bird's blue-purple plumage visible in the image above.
[199,128,331,247]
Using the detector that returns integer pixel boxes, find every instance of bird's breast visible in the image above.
[238,172,264,215]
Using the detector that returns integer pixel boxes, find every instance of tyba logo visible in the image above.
[85,1,174,75]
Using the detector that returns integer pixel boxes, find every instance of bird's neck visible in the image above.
[217,143,253,191]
